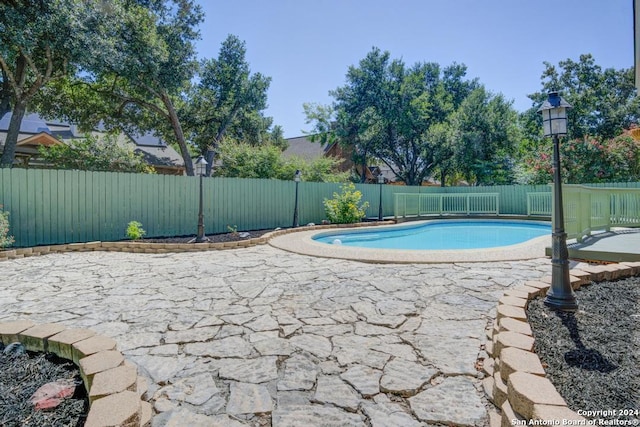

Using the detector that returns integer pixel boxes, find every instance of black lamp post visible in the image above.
[377,173,384,221]
[195,155,208,243]
[538,92,578,311]
[292,170,301,228]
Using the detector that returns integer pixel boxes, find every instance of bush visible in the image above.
[323,183,369,224]
[0,206,15,249]
[126,221,146,240]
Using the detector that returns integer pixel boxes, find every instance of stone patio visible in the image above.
[0,245,552,426]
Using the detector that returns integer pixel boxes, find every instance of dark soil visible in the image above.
[0,343,88,427]
[527,276,640,421]
[140,228,273,244]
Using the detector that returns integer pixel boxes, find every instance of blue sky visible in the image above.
[196,1,633,138]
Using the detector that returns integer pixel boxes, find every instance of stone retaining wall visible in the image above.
[0,221,393,261]
[0,320,152,427]
[482,261,640,426]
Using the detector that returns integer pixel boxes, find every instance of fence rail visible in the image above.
[1,168,637,247]
[394,193,500,219]
[563,185,640,241]
[526,192,552,216]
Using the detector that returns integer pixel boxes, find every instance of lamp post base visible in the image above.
[543,293,578,311]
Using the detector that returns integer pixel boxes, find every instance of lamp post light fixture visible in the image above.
[377,173,384,221]
[292,170,301,228]
[195,155,208,243]
[538,91,578,311]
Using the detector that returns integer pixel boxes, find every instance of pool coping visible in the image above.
[269,220,552,264]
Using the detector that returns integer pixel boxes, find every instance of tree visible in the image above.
[520,131,640,184]
[182,35,275,175]
[36,0,204,175]
[38,134,155,173]
[320,48,480,185]
[214,139,348,182]
[525,54,639,142]
[0,0,114,167]
[449,87,519,185]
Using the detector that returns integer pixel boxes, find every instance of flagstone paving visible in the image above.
[0,245,551,426]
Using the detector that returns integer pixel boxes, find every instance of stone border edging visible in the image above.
[0,321,152,427]
[0,221,395,261]
[482,261,640,426]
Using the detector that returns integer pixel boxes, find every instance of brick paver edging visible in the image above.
[0,221,394,261]
[482,261,640,426]
[0,321,152,427]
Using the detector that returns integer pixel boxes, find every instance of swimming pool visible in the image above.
[313,220,551,250]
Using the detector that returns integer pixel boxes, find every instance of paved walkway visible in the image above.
[0,245,551,426]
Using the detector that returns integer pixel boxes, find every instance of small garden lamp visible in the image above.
[195,155,208,243]
[292,170,301,228]
[538,91,577,311]
[377,173,385,221]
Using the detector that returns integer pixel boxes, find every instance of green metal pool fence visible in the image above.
[0,168,638,247]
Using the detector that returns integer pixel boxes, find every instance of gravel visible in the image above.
[527,276,640,421]
[0,344,87,427]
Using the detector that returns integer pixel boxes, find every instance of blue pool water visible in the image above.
[313,220,551,250]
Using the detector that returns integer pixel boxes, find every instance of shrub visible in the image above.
[0,206,14,249]
[126,221,146,240]
[323,183,369,224]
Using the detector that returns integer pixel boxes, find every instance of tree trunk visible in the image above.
[162,92,194,176]
[440,170,446,187]
[205,146,215,177]
[0,102,27,168]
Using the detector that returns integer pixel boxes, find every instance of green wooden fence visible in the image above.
[3,168,635,248]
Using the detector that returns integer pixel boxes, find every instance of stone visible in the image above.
[164,326,220,344]
[501,400,526,427]
[493,372,508,407]
[18,323,67,352]
[72,335,118,363]
[313,375,360,412]
[184,336,253,358]
[272,405,366,427]
[253,337,293,356]
[498,295,528,308]
[226,382,273,415]
[498,317,532,336]
[244,314,280,331]
[361,400,423,427]
[494,331,535,355]
[409,376,487,426]
[496,304,527,322]
[499,347,546,382]
[79,350,125,388]
[340,365,382,397]
[47,328,96,360]
[278,354,317,391]
[153,373,220,406]
[407,334,480,376]
[380,359,437,396]
[508,372,566,419]
[290,334,332,358]
[215,356,279,383]
[84,391,140,427]
[131,355,190,384]
[89,365,138,403]
[0,319,35,343]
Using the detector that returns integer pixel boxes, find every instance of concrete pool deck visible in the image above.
[0,244,553,426]
[269,223,550,263]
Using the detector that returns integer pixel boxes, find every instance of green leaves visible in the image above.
[323,183,369,224]
[37,133,155,174]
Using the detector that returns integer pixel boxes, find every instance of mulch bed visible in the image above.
[0,343,88,427]
[140,229,272,244]
[527,276,640,421]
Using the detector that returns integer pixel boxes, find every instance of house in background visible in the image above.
[283,135,398,184]
[0,112,185,175]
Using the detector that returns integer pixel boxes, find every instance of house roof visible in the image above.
[0,112,185,171]
[282,136,331,160]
